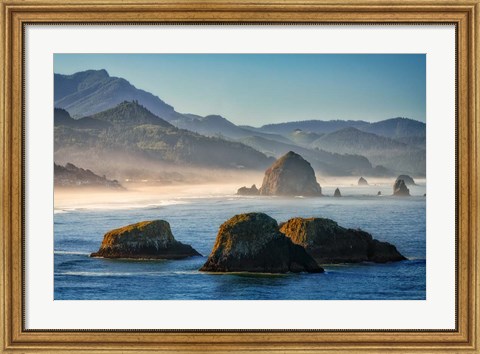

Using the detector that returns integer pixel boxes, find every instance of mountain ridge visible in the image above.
[55,70,185,122]
[54,69,426,176]
[249,117,425,138]
[54,101,275,172]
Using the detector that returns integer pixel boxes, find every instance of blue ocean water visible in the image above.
[54,185,426,300]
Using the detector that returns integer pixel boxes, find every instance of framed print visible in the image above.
[1,0,479,352]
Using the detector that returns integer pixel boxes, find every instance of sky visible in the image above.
[54,54,426,125]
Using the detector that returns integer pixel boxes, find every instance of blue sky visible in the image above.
[54,54,426,125]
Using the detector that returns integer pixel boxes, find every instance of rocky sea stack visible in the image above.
[333,188,342,197]
[393,179,410,196]
[237,184,260,196]
[259,151,322,196]
[91,220,200,259]
[200,213,323,273]
[279,217,406,264]
[395,175,416,186]
[358,177,369,186]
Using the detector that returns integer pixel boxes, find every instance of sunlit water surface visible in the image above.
[54,184,426,300]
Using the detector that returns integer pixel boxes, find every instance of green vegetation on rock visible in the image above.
[91,220,200,259]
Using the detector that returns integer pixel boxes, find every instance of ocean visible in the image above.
[54,184,426,300]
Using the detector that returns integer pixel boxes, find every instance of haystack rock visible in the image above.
[259,151,322,196]
[358,177,369,186]
[237,184,259,196]
[333,188,342,197]
[90,220,200,259]
[395,175,416,186]
[377,191,382,196]
[393,179,410,196]
[199,213,323,273]
[280,217,406,264]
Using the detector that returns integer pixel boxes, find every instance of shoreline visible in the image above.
[54,183,426,210]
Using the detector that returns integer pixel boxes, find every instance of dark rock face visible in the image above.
[395,175,416,186]
[237,184,260,196]
[358,177,369,186]
[333,188,342,197]
[393,179,410,196]
[377,191,382,196]
[280,217,406,264]
[54,162,123,189]
[91,220,200,259]
[199,213,323,273]
[259,151,322,196]
[368,239,406,263]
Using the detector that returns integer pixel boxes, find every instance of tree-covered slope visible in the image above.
[238,135,376,176]
[54,102,274,170]
[311,127,425,176]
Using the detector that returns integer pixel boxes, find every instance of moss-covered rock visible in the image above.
[90,220,200,259]
[199,213,323,273]
[280,217,406,264]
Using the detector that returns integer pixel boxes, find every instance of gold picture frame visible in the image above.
[1,0,479,352]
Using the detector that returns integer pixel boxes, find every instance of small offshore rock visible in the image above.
[90,220,200,259]
[393,179,410,196]
[237,184,259,196]
[200,212,323,273]
[333,188,342,197]
[358,177,369,186]
[395,175,416,186]
[377,191,382,196]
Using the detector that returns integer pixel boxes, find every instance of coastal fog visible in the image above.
[54,171,425,211]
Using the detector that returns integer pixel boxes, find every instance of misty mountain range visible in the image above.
[54,69,426,178]
[55,103,272,171]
